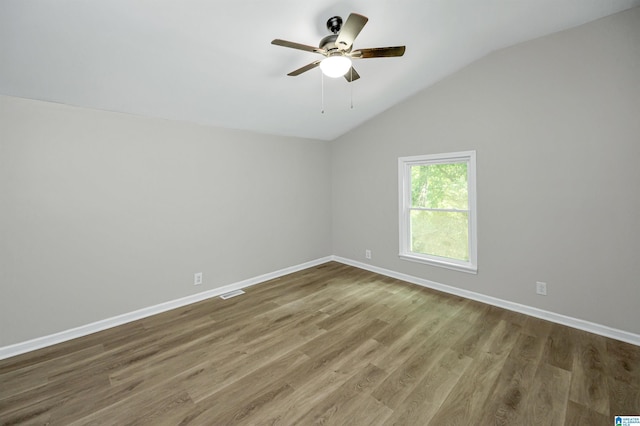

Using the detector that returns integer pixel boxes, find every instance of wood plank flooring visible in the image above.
[1,262,638,425]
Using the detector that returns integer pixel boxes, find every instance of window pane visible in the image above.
[410,163,468,210]
[410,210,469,261]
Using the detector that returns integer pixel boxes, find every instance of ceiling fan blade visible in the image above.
[344,67,360,82]
[271,39,326,55]
[335,13,368,51]
[287,60,322,76]
[351,46,406,58]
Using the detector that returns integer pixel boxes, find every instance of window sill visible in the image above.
[399,253,477,274]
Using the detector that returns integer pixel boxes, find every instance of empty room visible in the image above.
[1,1,639,425]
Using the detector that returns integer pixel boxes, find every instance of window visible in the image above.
[398,151,477,273]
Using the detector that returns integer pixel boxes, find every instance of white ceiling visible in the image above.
[1,1,638,141]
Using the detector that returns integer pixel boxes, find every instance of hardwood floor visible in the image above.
[1,262,638,425]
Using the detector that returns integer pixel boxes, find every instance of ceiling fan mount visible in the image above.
[271,13,406,82]
[326,16,343,35]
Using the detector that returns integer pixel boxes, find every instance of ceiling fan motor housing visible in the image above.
[319,34,339,51]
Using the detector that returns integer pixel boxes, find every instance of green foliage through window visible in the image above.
[410,210,469,260]
[409,161,469,261]
[411,163,468,210]
[399,151,477,272]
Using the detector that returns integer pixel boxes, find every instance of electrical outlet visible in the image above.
[365,249,372,259]
[194,272,203,286]
[536,281,547,296]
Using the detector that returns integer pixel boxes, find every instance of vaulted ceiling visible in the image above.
[1,1,638,140]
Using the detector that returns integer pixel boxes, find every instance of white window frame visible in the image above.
[398,150,477,274]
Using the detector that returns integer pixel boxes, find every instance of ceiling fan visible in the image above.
[272,13,406,82]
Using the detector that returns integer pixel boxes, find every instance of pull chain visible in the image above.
[321,71,325,114]
[350,68,354,109]
[320,69,355,113]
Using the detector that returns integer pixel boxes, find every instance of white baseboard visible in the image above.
[2,254,637,360]
[0,256,333,360]
[331,256,640,347]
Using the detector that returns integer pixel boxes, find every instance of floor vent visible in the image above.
[219,290,245,300]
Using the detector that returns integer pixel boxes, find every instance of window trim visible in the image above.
[398,150,478,274]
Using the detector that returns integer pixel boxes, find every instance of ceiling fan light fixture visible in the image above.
[320,55,352,78]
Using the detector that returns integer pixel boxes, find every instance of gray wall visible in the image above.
[331,8,640,334]
[0,96,332,346]
[2,8,639,348]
